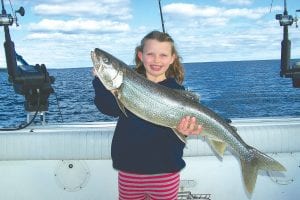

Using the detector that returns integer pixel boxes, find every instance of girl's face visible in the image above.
[138,39,175,83]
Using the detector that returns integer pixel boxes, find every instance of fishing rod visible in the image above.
[275,0,300,88]
[0,0,55,129]
[158,0,165,33]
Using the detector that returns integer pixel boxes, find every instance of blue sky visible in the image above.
[0,0,299,69]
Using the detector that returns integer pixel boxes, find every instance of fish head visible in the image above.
[91,48,123,90]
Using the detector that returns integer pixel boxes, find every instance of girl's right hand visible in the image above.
[176,116,202,136]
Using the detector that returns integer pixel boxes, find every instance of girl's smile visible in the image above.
[149,64,163,71]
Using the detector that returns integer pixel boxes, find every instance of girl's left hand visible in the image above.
[176,116,202,136]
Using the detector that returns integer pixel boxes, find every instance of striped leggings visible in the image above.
[118,171,180,200]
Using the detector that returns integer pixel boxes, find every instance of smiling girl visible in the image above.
[93,30,202,200]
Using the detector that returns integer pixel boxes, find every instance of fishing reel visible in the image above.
[0,6,24,26]
[13,54,55,112]
[276,0,300,88]
[275,13,294,27]
[1,1,55,112]
[295,10,299,28]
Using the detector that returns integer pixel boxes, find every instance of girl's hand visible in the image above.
[176,116,202,136]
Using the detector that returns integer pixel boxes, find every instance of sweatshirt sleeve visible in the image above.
[92,77,121,117]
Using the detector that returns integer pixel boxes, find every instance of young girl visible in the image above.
[93,30,202,200]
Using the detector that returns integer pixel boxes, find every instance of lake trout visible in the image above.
[91,48,286,194]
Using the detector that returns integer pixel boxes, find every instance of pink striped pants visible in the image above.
[118,171,180,200]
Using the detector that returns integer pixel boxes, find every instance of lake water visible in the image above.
[0,59,299,128]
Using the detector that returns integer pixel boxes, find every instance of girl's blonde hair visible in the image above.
[134,30,184,84]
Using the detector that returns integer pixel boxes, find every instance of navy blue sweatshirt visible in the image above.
[93,77,186,174]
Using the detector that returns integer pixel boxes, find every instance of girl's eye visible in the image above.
[146,53,154,56]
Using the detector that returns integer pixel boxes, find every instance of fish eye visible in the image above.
[102,57,110,64]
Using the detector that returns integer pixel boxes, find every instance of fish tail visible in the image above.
[241,147,286,194]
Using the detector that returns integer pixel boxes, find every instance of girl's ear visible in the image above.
[137,51,143,61]
[170,54,176,65]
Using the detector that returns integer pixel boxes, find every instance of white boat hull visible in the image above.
[0,117,299,200]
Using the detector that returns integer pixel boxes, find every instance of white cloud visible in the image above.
[220,0,253,6]
[163,3,221,18]
[33,0,132,20]
[29,18,130,34]
[171,20,286,62]
[27,0,132,37]
[160,2,287,63]
[163,3,280,21]
[1,1,298,69]
[223,7,268,19]
[0,0,135,69]
[20,28,144,68]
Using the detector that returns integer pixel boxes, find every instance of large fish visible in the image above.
[91,48,286,194]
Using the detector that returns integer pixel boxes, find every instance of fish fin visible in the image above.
[173,89,200,102]
[116,98,127,117]
[172,129,187,144]
[223,118,238,131]
[113,91,128,117]
[208,139,227,157]
[230,125,238,132]
[117,99,127,117]
[225,118,232,123]
[241,159,258,194]
[241,147,286,194]
[224,118,238,132]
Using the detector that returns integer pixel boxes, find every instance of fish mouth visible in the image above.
[91,51,97,64]
[91,50,103,72]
